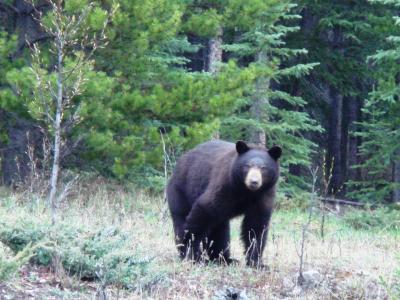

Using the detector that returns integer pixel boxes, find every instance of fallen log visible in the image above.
[317,197,365,207]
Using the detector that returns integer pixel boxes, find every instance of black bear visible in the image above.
[167,140,281,267]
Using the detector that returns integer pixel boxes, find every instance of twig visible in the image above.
[160,130,169,200]
[320,151,333,241]
[297,167,318,285]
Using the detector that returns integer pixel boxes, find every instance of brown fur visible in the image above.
[167,140,281,267]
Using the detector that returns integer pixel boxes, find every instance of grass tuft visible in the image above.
[0,185,398,299]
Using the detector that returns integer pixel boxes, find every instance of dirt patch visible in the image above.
[0,265,97,300]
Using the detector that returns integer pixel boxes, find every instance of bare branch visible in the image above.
[25,0,114,224]
[56,173,79,205]
[65,3,94,39]
[297,167,318,285]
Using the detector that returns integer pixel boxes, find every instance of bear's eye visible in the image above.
[260,166,267,170]
[243,164,251,171]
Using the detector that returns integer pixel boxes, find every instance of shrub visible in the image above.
[379,254,400,299]
[342,206,400,230]
[393,261,400,299]
[275,192,311,211]
[396,260,400,297]
[0,211,159,289]
[0,242,34,281]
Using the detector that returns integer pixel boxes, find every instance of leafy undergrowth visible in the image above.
[0,185,399,299]
[343,205,400,231]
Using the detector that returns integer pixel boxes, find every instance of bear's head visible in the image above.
[232,140,281,192]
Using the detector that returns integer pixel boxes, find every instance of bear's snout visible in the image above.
[245,167,263,191]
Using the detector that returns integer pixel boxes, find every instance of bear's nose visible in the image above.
[250,179,259,186]
[245,167,262,190]
[249,179,261,188]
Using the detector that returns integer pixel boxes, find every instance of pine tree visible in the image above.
[220,1,321,192]
[0,32,23,114]
[77,0,253,186]
[284,0,395,197]
[3,0,397,198]
[351,0,400,202]
[4,0,114,220]
[0,27,35,184]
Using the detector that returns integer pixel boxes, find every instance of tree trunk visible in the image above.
[393,154,400,203]
[328,87,343,195]
[207,27,223,74]
[208,27,223,139]
[249,51,269,146]
[185,34,208,72]
[344,96,361,192]
[48,37,63,225]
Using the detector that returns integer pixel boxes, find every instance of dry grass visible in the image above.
[0,183,399,299]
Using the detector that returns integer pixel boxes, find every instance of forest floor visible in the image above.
[0,182,399,300]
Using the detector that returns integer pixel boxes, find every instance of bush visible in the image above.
[0,211,158,289]
[394,262,400,299]
[396,260,400,297]
[275,192,311,211]
[379,254,400,299]
[342,206,400,230]
[0,242,34,281]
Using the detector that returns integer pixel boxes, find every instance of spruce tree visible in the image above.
[78,0,253,186]
[220,1,321,192]
[284,0,395,197]
[351,0,400,202]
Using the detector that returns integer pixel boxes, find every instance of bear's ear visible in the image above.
[268,145,282,160]
[236,140,249,155]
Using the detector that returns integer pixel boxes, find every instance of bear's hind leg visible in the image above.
[171,213,188,259]
[167,184,191,259]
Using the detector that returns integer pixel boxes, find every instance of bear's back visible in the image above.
[170,140,235,204]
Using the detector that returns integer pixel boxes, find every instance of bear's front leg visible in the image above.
[183,202,214,262]
[241,203,272,268]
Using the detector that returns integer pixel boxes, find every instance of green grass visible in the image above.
[0,184,399,299]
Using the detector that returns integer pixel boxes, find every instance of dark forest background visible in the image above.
[0,0,399,204]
